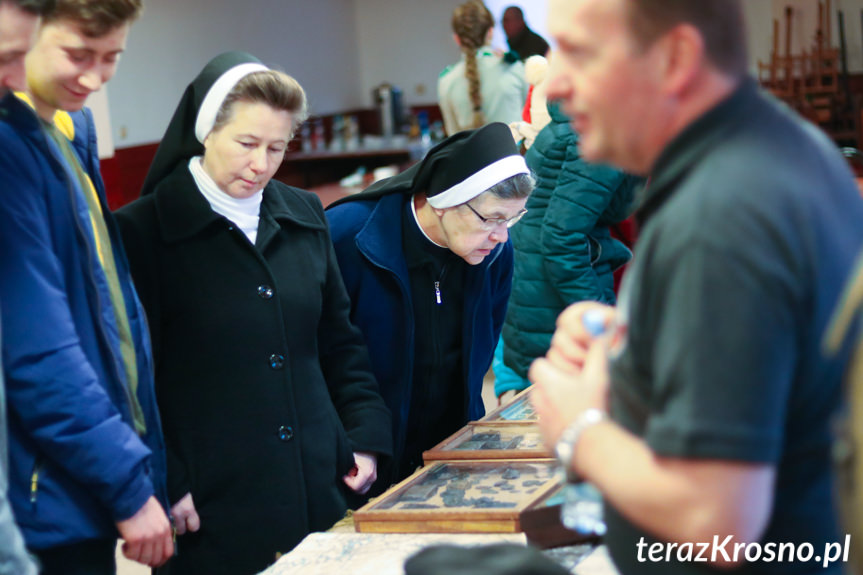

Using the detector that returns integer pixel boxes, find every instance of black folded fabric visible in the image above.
[403,543,570,575]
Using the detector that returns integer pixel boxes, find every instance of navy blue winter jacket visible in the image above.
[0,93,167,549]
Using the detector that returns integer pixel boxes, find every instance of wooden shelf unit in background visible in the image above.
[757,1,859,146]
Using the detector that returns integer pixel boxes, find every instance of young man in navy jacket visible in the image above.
[0,1,172,572]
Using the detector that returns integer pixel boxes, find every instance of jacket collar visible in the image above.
[636,77,758,227]
[12,92,75,139]
[154,165,324,243]
[0,92,40,132]
[0,93,101,192]
[356,193,503,274]
[355,194,411,273]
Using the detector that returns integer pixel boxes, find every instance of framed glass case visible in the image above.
[478,388,537,423]
[423,423,552,462]
[353,460,561,533]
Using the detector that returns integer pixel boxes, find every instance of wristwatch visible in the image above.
[554,408,607,477]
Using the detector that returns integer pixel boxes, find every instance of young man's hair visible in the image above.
[43,0,142,37]
[9,0,56,15]
[624,0,748,78]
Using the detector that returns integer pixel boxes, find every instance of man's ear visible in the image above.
[659,23,705,97]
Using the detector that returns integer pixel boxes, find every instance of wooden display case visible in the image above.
[353,460,561,534]
[423,422,552,463]
[478,388,537,423]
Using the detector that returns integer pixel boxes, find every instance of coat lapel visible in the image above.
[154,167,222,243]
[256,182,326,252]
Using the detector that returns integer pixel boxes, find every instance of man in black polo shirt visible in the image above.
[530,1,863,574]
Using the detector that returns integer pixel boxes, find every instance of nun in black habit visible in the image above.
[325,123,535,489]
[115,52,392,575]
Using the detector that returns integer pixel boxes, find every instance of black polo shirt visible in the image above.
[605,79,863,574]
[399,197,467,479]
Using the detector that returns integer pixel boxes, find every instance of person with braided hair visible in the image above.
[438,0,527,136]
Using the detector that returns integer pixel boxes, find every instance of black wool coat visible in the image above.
[115,166,392,575]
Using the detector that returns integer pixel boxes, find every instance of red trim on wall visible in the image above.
[100,142,159,210]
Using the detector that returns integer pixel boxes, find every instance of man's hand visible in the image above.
[530,305,613,450]
[547,302,615,374]
[170,492,201,536]
[342,452,378,494]
[116,495,174,568]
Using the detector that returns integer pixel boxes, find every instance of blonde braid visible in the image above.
[452,1,494,129]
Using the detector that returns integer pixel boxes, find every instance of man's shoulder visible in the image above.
[0,111,49,188]
[0,96,40,153]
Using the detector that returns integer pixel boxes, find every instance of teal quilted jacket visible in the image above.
[501,101,638,384]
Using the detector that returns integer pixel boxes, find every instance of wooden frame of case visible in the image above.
[478,388,537,423]
[353,460,561,533]
[422,422,553,462]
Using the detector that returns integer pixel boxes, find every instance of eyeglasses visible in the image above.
[464,202,528,231]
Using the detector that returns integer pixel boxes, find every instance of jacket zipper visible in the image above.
[434,263,449,305]
[54,134,143,437]
[30,458,44,504]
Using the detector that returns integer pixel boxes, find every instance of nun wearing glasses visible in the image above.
[115,52,392,575]
[326,122,534,490]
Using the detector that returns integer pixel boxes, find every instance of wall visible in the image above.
[88,86,115,159]
[107,0,362,147]
[354,1,552,110]
[352,0,809,109]
[744,1,775,74]
[354,0,463,108]
[104,0,863,150]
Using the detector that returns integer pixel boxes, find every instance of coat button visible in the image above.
[278,425,294,442]
[269,354,285,370]
[257,285,274,299]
